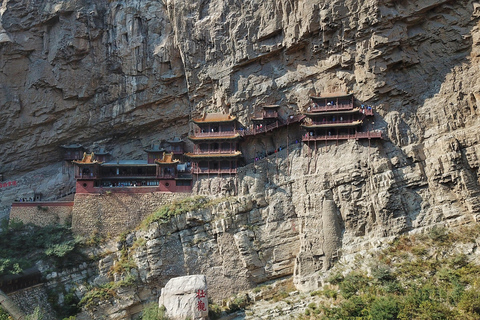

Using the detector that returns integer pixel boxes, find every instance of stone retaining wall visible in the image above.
[72,192,189,237]
[9,202,74,226]
[8,284,56,319]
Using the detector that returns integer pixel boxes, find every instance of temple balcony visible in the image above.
[302,131,383,141]
[186,151,242,159]
[303,119,363,128]
[192,130,239,138]
[191,168,237,174]
[192,149,239,155]
[309,103,354,112]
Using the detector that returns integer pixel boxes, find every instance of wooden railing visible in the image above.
[308,119,361,126]
[360,108,374,116]
[355,131,383,139]
[302,131,383,141]
[191,149,238,155]
[193,130,238,137]
[100,173,157,178]
[303,134,356,141]
[191,168,237,174]
[309,103,354,112]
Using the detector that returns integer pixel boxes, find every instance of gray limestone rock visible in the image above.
[158,275,208,320]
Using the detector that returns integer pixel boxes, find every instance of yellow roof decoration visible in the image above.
[72,152,102,165]
[192,113,236,123]
[155,152,180,165]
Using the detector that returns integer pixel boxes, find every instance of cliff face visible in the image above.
[3,0,480,315]
[1,0,479,208]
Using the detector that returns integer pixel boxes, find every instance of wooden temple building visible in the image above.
[302,93,383,143]
[73,146,192,194]
[71,98,384,195]
[186,113,242,175]
[250,105,281,134]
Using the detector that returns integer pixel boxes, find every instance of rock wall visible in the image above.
[8,284,56,319]
[71,192,189,237]
[4,0,480,317]
[9,201,73,226]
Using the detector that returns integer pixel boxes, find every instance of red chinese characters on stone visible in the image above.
[196,289,206,299]
[197,299,207,312]
[0,181,17,189]
[196,289,207,312]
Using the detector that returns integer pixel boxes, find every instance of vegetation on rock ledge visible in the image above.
[139,196,228,229]
[0,219,82,276]
[298,224,480,319]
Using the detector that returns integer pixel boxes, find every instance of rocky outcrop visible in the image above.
[158,275,208,320]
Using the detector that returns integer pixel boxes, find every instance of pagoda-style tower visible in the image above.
[302,92,382,143]
[186,113,242,175]
[60,144,84,161]
[72,152,102,193]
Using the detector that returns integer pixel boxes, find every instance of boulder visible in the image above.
[158,275,208,320]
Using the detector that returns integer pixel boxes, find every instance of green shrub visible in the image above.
[139,303,169,320]
[458,285,480,316]
[322,288,338,299]
[78,287,115,309]
[307,302,317,310]
[208,301,222,320]
[337,295,367,318]
[428,226,448,243]
[339,273,369,299]
[140,196,211,228]
[0,223,82,276]
[372,265,395,283]
[369,296,399,320]
[327,272,344,285]
[0,306,12,320]
[25,307,44,320]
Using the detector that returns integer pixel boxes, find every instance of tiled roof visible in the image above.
[61,143,83,149]
[310,92,352,99]
[192,113,236,123]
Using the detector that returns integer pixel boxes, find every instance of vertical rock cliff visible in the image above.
[3,1,480,316]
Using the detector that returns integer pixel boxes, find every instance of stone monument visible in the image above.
[158,275,208,320]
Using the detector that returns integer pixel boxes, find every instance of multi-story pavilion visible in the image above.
[186,113,242,175]
[302,92,382,143]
